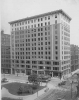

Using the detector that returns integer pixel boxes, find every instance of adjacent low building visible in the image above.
[71,44,79,72]
[9,9,71,77]
[1,30,11,74]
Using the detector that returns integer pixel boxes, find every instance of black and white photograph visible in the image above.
[1,0,79,100]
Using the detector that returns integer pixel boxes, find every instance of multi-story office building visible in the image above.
[1,30,11,74]
[9,9,71,77]
[71,45,79,72]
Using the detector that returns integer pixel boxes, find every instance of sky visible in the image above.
[1,0,79,46]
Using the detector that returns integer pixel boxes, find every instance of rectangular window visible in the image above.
[45,17,47,20]
[55,31,57,34]
[38,18,40,22]
[55,36,58,39]
[41,18,43,21]
[45,22,47,26]
[55,20,57,24]
[55,25,57,29]
[48,16,50,20]
[48,22,50,25]
[55,14,57,18]
[34,24,36,27]
[45,37,47,40]
[41,28,43,31]
[55,41,58,44]
[28,21,30,24]
[45,32,47,35]
[38,33,40,36]
[41,33,43,36]
[38,24,40,27]
[45,27,47,31]
[38,28,40,31]
[41,23,43,26]
[55,46,58,49]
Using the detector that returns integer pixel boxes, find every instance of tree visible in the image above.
[28,74,39,84]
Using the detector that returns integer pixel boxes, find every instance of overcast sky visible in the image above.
[1,0,79,46]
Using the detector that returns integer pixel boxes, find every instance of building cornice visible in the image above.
[9,9,71,24]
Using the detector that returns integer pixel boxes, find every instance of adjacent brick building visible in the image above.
[9,9,71,77]
[1,30,11,74]
[71,45,79,72]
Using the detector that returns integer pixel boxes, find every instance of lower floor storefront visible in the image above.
[1,68,11,74]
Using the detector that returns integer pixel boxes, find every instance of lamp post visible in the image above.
[70,71,73,99]
[70,80,73,99]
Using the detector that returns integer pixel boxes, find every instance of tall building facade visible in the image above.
[9,9,71,77]
[1,30,11,74]
[71,45,79,72]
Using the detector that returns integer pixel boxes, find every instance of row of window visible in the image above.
[15,41,51,47]
[12,22,51,31]
[15,56,51,59]
[15,51,51,55]
[12,15,58,27]
[13,60,59,66]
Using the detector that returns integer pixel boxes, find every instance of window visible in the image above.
[48,22,50,25]
[55,14,57,18]
[26,26,27,29]
[56,57,58,60]
[45,37,47,40]
[31,25,33,28]
[55,51,58,54]
[41,18,43,21]
[25,21,27,24]
[41,23,43,26]
[55,41,58,44]
[28,21,30,24]
[41,37,43,40]
[41,47,43,50]
[55,46,58,49]
[55,31,57,34]
[38,18,40,22]
[41,42,43,45]
[38,38,40,41]
[38,24,40,27]
[41,28,43,31]
[31,20,33,23]
[45,27,47,31]
[45,42,47,45]
[55,36,58,39]
[20,22,21,25]
[41,33,43,36]
[55,20,57,24]
[34,24,36,27]
[45,51,47,54]
[48,16,50,20]
[45,32,47,35]
[34,29,36,32]
[28,26,30,29]
[34,19,36,22]
[55,25,57,29]
[45,17,47,20]
[48,51,50,54]
[22,21,24,25]
[48,42,50,45]
[48,32,50,35]
[45,22,47,26]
